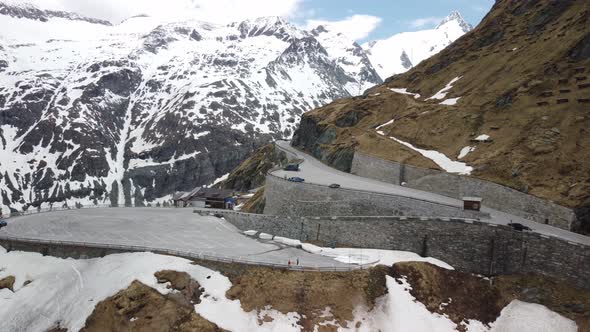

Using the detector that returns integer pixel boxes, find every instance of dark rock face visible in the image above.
[400,51,413,70]
[527,0,574,35]
[335,110,369,127]
[573,204,590,235]
[292,116,325,152]
[292,115,354,172]
[569,33,590,61]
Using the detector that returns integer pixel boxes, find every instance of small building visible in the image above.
[463,197,483,212]
[173,187,235,209]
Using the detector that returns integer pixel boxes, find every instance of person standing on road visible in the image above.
[296,258,299,266]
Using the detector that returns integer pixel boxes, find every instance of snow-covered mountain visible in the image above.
[363,11,473,79]
[0,2,382,213]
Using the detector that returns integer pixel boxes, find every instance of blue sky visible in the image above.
[296,0,495,42]
[27,0,495,42]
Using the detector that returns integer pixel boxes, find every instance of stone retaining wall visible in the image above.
[222,212,590,290]
[351,151,576,230]
[263,174,487,219]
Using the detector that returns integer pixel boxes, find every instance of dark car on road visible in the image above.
[0,219,7,229]
[508,222,531,232]
[283,164,300,171]
[288,177,305,183]
[328,184,341,189]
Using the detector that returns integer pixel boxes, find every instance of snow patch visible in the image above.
[375,119,395,131]
[273,237,302,247]
[475,134,490,141]
[390,88,421,99]
[206,173,229,188]
[377,132,473,175]
[0,251,308,332]
[259,233,273,240]
[458,146,475,159]
[440,97,461,105]
[426,76,462,100]
[490,300,577,332]
[314,247,453,270]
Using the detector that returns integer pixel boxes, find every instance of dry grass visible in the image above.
[225,265,391,331]
[81,272,223,332]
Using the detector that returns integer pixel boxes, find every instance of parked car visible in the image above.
[328,183,341,189]
[283,164,300,171]
[508,222,531,232]
[0,219,7,229]
[288,177,305,183]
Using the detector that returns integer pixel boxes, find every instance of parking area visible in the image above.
[0,208,350,268]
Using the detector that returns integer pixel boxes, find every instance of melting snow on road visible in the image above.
[458,146,476,159]
[426,76,462,100]
[389,88,421,99]
[301,245,454,270]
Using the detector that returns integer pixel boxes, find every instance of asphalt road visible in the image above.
[0,208,350,268]
[273,140,590,245]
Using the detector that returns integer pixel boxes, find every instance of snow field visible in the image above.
[0,245,577,332]
[0,248,303,332]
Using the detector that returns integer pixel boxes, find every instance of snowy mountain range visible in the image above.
[363,11,473,79]
[0,1,469,213]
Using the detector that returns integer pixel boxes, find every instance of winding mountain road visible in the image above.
[272,140,590,246]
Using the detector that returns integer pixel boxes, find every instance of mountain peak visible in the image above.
[436,10,472,33]
[236,16,302,41]
[0,0,112,25]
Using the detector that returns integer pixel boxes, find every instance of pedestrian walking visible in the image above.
[296,258,299,266]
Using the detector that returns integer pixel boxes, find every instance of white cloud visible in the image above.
[16,0,302,24]
[306,14,382,41]
[408,16,443,29]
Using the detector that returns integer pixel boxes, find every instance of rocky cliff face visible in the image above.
[0,3,382,214]
[292,0,590,233]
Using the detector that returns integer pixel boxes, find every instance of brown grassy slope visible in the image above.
[225,266,390,331]
[240,187,265,213]
[219,143,287,192]
[82,271,224,332]
[293,0,590,210]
